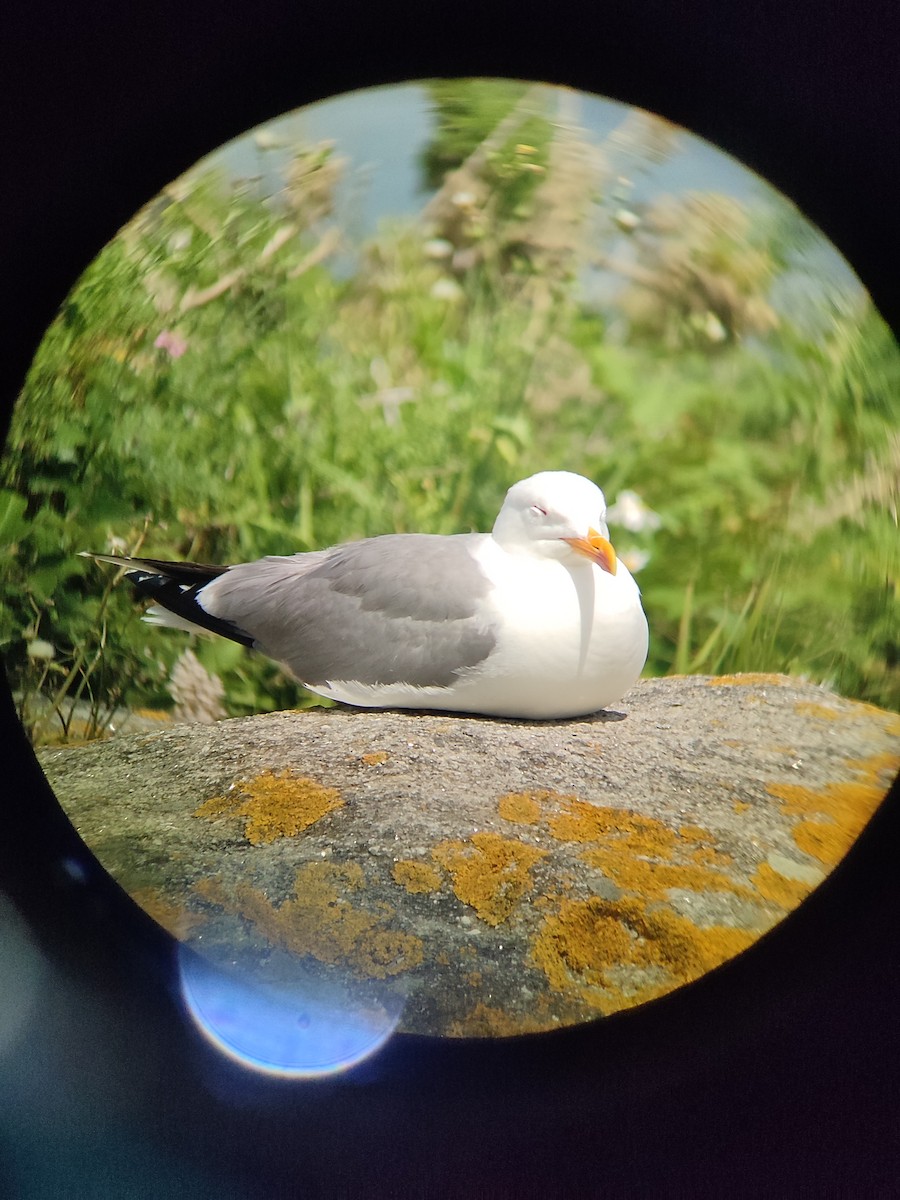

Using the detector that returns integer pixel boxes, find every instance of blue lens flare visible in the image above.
[177,947,403,1077]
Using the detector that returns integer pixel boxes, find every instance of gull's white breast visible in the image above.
[320,541,648,719]
[444,538,649,718]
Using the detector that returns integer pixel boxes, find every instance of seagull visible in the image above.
[86,471,649,720]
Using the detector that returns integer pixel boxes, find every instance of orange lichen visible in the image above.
[129,886,206,939]
[679,824,710,843]
[792,818,859,865]
[497,790,544,824]
[447,1001,552,1038]
[764,750,895,866]
[845,750,900,779]
[772,775,887,817]
[195,863,423,979]
[432,832,548,926]
[709,673,787,687]
[690,845,734,868]
[770,762,892,817]
[793,701,841,721]
[751,862,816,908]
[547,797,752,904]
[532,899,636,996]
[733,800,751,814]
[544,796,754,899]
[530,895,755,1014]
[548,797,678,858]
[361,751,389,766]
[194,769,343,845]
[849,701,900,735]
[583,847,755,901]
[391,859,443,894]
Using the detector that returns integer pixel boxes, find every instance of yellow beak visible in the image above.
[563,528,618,575]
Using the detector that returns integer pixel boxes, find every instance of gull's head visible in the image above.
[491,471,618,574]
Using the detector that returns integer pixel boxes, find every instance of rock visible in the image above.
[37,674,898,1038]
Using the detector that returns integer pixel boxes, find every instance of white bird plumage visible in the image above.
[86,471,649,720]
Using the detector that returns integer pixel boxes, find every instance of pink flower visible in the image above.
[154,329,189,358]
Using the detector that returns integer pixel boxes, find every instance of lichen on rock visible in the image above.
[38,673,897,1037]
[194,768,343,845]
[432,832,548,926]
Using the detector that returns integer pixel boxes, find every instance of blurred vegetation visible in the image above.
[2,81,897,743]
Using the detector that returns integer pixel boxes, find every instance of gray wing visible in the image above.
[200,533,497,687]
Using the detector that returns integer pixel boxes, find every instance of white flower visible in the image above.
[254,129,286,150]
[613,208,640,232]
[620,548,651,574]
[423,238,454,260]
[430,277,463,302]
[691,311,727,343]
[167,229,192,253]
[607,490,661,533]
[451,191,478,209]
[27,639,55,660]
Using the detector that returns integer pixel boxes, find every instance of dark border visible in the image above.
[2,2,898,1194]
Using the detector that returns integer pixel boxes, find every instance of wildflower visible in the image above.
[451,191,478,210]
[701,312,728,343]
[607,490,661,533]
[423,238,454,260]
[613,208,640,233]
[167,229,192,253]
[169,649,226,724]
[620,548,651,574]
[154,330,189,358]
[26,639,55,660]
[254,129,287,151]
[430,277,463,302]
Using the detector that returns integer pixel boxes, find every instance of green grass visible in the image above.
[2,83,897,742]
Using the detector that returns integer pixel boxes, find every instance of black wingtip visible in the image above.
[85,553,230,581]
[88,555,254,648]
[131,571,256,648]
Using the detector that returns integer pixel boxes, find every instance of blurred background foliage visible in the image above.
[2,80,897,743]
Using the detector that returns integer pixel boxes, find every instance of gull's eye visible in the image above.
[529,504,548,518]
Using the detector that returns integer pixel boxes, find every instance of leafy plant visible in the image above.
[2,82,896,744]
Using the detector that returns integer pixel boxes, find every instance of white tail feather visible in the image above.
[143,606,213,636]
